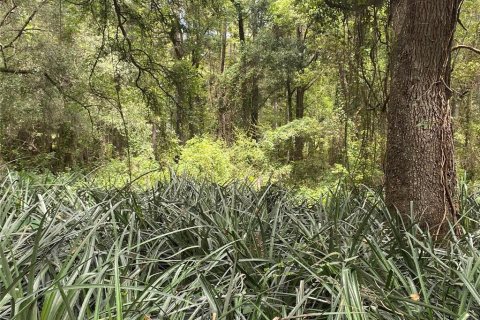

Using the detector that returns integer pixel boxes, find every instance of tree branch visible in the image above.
[43,72,96,127]
[2,0,48,50]
[0,1,17,28]
[4,8,39,48]
[452,44,480,55]
[0,67,35,74]
[111,0,182,109]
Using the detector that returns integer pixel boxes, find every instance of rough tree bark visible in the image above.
[386,0,462,237]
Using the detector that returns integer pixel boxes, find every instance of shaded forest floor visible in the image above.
[1,173,480,319]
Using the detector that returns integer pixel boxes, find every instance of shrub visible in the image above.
[178,136,233,183]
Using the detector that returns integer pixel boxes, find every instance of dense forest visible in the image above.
[0,0,477,189]
[1,0,480,319]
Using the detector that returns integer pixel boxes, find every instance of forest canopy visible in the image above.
[0,0,478,194]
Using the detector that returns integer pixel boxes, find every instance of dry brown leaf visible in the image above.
[409,293,420,301]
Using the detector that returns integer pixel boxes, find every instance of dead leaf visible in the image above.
[409,293,420,301]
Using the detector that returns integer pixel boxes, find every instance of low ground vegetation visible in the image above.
[1,173,480,319]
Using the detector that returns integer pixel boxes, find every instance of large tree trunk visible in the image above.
[386,0,461,237]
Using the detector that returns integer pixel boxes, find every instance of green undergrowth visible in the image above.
[1,173,480,319]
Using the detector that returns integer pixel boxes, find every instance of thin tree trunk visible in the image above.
[286,79,294,162]
[287,79,294,122]
[217,82,231,144]
[294,86,305,160]
[251,75,260,140]
[386,0,461,238]
[217,18,233,143]
[233,0,250,134]
[234,1,245,43]
[169,13,188,143]
[250,7,260,141]
[464,91,474,179]
[152,122,158,161]
[175,84,187,143]
[220,19,227,74]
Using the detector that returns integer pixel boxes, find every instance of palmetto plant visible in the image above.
[1,172,480,319]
